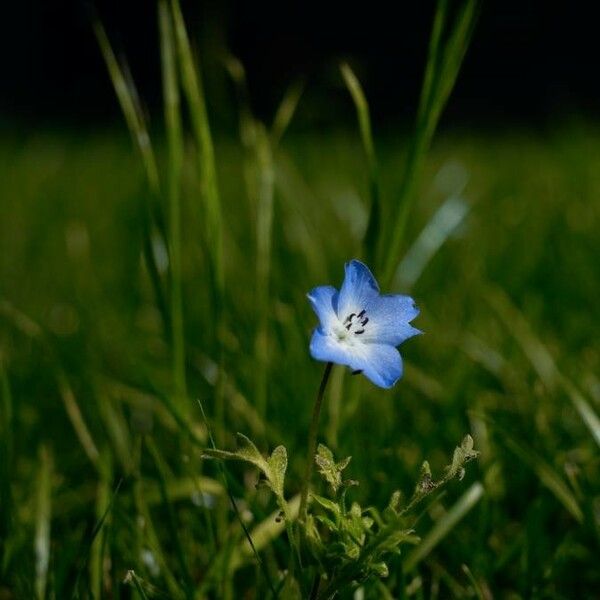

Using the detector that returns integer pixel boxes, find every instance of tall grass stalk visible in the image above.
[170,0,223,299]
[159,1,187,406]
[93,21,160,195]
[404,481,484,571]
[488,288,600,450]
[252,127,275,420]
[146,437,194,598]
[93,20,170,335]
[0,364,13,568]
[380,0,478,287]
[132,442,183,599]
[35,446,52,600]
[271,80,305,147]
[226,60,303,422]
[57,371,101,471]
[340,63,381,265]
[90,453,112,599]
[225,57,274,422]
[169,0,227,451]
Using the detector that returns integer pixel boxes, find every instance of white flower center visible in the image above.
[333,309,369,344]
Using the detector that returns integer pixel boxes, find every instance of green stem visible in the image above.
[309,574,321,600]
[299,362,333,523]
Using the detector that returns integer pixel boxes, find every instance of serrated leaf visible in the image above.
[314,514,337,533]
[266,445,287,497]
[349,502,362,518]
[234,433,270,472]
[371,562,389,578]
[462,434,474,453]
[202,448,240,461]
[361,515,374,531]
[311,493,341,517]
[446,435,479,479]
[388,490,403,513]
[317,443,334,463]
[344,542,361,559]
[305,513,324,546]
[203,433,269,475]
[315,443,351,494]
[203,434,289,506]
[416,460,436,494]
[337,456,352,471]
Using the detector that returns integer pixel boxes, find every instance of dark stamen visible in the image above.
[355,329,365,335]
[362,317,369,326]
[344,312,356,323]
[357,309,366,318]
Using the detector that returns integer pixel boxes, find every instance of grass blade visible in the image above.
[394,195,469,289]
[124,570,151,599]
[0,363,14,568]
[196,398,279,597]
[485,416,583,523]
[170,0,224,298]
[382,0,478,286]
[228,495,301,573]
[93,19,170,337]
[35,446,52,600]
[488,288,600,449]
[503,434,583,523]
[71,478,124,599]
[57,372,101,471]
[132,469,184,599]
[224,57,275,422]
[340,62,381,265]
[253,125,275,420]
[404,481,484,571]
[89,453,113,600]
[159,0,187,406]
[93,20,160,194]
[146,437,194,598]
[560,377,600,449]
[271,79,305,147]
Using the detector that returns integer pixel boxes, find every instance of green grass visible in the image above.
[1,121,599,598]
[0,2,599,597]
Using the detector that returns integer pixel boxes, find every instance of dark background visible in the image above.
[2,1,598,129]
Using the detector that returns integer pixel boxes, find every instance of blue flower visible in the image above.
[308,260,421,388]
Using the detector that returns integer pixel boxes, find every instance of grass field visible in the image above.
[1,1,600,598]
[1,122,599,598]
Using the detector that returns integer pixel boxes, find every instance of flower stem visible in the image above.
[299,362,333,523]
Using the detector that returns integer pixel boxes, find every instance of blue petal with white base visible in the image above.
[307,260,421,389]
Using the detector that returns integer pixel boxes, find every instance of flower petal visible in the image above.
[307,285,339,331]
[361,294,421,346]
[310,330,403,389]
[351,343,403,389]
[337,260,380,320]
[309,329,355,367]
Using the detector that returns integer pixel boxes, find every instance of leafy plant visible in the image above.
[205,434,478,597]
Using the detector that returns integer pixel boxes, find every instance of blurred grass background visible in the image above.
[1,1,600,598]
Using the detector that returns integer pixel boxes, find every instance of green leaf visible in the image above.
[266,445,287,497]
[203,434,289,507]
[371,562,389,578]
[388,490,403,513]
[311,493,341,517]
[446,434,479,480]
[203,433,269,473]
[314,514,337,533]
[315,443,352,494]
